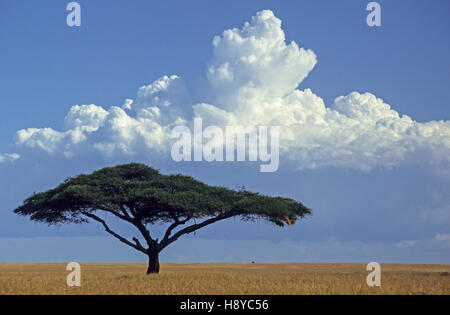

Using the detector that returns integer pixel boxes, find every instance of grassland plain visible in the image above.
[0,263,449,295]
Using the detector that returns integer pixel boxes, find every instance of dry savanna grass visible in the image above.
[0,262,449,295]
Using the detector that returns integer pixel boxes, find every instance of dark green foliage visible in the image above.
[15,163,311,227]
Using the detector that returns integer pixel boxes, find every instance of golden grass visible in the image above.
[0,262,449,295]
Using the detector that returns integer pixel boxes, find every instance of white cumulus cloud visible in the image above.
[3,10,450,172]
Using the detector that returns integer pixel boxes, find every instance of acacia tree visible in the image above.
[14,163,311,274]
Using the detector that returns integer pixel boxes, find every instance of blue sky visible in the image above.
[0,0,449,263]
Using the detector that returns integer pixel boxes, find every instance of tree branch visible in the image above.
[160,216,191,247]
[81,211,147,254]
[126,204,137,217]
[97,206,133,222]
[119,205,132,219]
[131,218,155,247]
[132,237,144,249]
[158,212,236,252]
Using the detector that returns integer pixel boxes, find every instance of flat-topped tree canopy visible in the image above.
[14,163,311,274]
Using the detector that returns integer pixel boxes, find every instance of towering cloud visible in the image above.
[2,10,449,171]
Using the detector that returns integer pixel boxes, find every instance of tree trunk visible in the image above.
[146,247,160,274]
